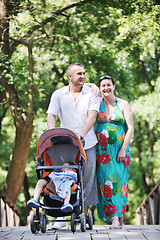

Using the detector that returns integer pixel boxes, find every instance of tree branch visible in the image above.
[10,0,97,53]
[51,64,68,86]
[140,60,154,92]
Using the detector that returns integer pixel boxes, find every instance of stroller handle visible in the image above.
[37,165,79,171]
[80,137,85,147]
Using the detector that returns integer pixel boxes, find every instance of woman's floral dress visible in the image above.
[95,98,131,222]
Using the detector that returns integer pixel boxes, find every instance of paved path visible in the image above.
[0,225,160,240]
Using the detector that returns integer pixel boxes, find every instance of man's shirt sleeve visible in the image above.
[46,90,60,116]
[89,93,101,112]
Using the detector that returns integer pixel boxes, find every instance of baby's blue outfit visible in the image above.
[49,170,77,199]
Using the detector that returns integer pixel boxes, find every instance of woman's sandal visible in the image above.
[109,217,122,229]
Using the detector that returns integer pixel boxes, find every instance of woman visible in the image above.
[95,75,134,228]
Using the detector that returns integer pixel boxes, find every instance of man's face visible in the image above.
[68,66,86,87]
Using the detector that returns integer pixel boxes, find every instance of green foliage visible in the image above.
[0,54,12,86]
[0,112,15,169]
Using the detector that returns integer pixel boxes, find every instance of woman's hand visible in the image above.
[116,148,126,162]
[85,83,101,96]
[91,84,101,97]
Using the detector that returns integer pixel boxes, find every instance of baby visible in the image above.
[27,162,77,213]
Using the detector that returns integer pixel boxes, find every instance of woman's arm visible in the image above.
[116,100,134,162]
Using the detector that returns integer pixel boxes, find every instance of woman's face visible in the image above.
[100,79,115,97]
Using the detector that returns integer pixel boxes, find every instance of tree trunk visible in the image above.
[1,0,35,202]
[3,43,34,203]
[0,101,8,134]
[23,172,31,204]
[0,0,9,55]
[23,172,31,214]
[3,117,33,203]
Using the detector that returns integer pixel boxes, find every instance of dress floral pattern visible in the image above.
[95,99,131,222]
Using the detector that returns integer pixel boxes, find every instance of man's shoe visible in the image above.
[52,217,66,229]
[27,199,40,209]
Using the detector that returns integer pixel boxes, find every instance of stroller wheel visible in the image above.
[88,211,93,230]
[80,213,86,232]
[40,213,47,233]
[30,214,38,234]
[71,213,76,233]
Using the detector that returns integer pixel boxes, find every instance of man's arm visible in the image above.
[79,110,98,138]
[47,113,56,129]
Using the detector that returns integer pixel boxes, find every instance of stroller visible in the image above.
[29,128,93,233]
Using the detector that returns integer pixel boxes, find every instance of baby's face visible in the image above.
[61,163,70,172]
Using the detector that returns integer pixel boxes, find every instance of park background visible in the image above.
[0,0,160,225]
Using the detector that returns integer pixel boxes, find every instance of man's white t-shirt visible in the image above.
[46,84,100,149]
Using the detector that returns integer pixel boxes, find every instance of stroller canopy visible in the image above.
[36,128,86,165]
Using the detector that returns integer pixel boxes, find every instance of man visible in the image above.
[47,63,100,227]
